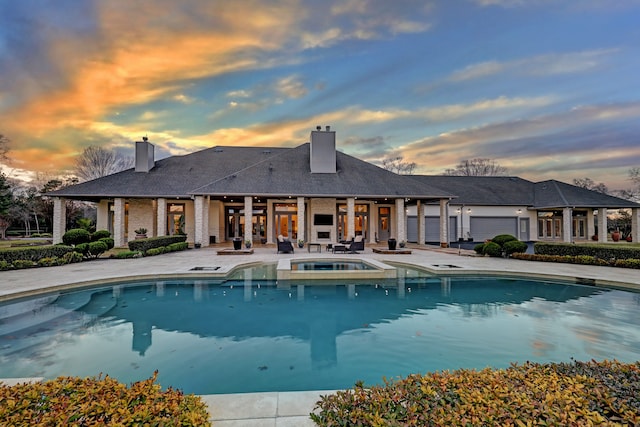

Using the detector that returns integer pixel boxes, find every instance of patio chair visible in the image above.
[347,235,365,253]
[276,235,294,254]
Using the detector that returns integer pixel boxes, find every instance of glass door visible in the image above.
[378,207,390,241]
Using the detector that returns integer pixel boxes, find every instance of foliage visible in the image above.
[573,177,609,194]
[11,259,36,269]
[473,243,485,254]
[75,217,94,232]
[73,243,90,257]
[37,257,63,267]
[134,227,148,235]
[490,234,517,246]
[443,158,508,176]
[74,145,134,182]
[128,235,187,253]
[0,371,211,426]
[62,228,91,246]
[0,245,74,263]
[91,229,111,240]
[87,240,109,258]
[503,239,528,255]
[0,172,11,216]
[483,241,502,257]
[98,237,114,250]
[145,247,165,256]
[535,242,640,260]
[111,250,141,259]
[61,251,84,264]
[513,253,640,269]
[0,260,11,270]
[167,242,188,252]
[311,360,640,426]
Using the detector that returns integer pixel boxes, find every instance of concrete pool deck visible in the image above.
[1,243,639,425]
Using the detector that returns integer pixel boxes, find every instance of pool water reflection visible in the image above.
[1,266,639,395]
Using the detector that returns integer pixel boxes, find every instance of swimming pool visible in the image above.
[1,265,639,395]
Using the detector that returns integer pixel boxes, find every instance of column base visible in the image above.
[440,242,449,248]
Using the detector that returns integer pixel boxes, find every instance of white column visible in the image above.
[395,198,405,243]
[203,196,210,247]
[157,198,167,237]
[587,210,595,240]
[194,196,205,247]
[52,197,66,244]
[632,208,639,243]
[439,199,449,248]
[96,200,109,231]
[347,197,355,240]
[297,197,305,243]
[597,208,607,243]
[244,196,253,243]
[562,207,572,242]
[113,198,126,247]
[266,201,274,244]
[417,201,425,245]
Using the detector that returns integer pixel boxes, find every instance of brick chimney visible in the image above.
[310,126,336,173]
[135,137,155,172]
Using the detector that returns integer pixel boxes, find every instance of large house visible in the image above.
[49,127,640,248]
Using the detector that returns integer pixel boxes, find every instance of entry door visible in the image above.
[378,207,391,241]
[519,218,530,241]
[275,213,297,239]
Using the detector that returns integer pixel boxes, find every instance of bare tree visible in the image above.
[573,177,609,194]
[75,146,134,182]
[444,158,508,176]
[382,156,416,175]
[0,133,9,161]
[616,167,640,202]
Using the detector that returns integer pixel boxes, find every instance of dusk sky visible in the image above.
[1,1,639,189]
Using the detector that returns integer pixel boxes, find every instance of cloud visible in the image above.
[448,49,618,82]
[275,75,308,99]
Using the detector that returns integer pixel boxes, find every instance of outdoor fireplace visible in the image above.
[317,231,331,240]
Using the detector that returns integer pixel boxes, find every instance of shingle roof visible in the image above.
[533,180,639,209]
[410,176,535,205]
[48,144,454,200]
[192,144,453,199]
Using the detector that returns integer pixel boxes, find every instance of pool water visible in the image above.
[291,260,376,270]
[1,266,639,395]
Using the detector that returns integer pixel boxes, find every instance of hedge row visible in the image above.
[312,359,640,426]
[535,242,640,260]
[512,253,640,269]
[128,235,187,253]
[0,372,211,426]
[0,245,74,263]
[0,252,84,271]
[145,241,189,256]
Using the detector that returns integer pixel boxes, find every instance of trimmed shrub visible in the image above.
[74,243,90,258]
[0,260,12,271]
[111,250,141,259]
[99,237,114,250]
[614,258,640,269]
[473,243,485,254]
[62,228,91,246]
[311,360,640,426]
[91,229,111,240]
[0,372,211,426]
[483,241,503,257]
[535,242,640,260]
[12,260,36,269]
[491,234,517,247]
[61,251,84,264]
[37,257,62,267]
[0,245,74,263]
[128,235,187,253]
[145,247,164,256]
[503,240,528,256]
[87,240,109,258]
[167,241,189,252]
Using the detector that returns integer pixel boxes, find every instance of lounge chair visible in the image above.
[276,235,294,253]
[346,235,365,253]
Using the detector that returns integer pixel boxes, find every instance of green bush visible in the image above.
[86,241,108,258]
[535,242,640,260]
[311,360,640,426]
[37,257,62,267]
[483,241,503,257]
[99,237,114,250]
[0,260,12,271]
[62,251,84,264]
[74,243,90,257]
[491,234,517,246]
[91,229,111,240]
[473,243,485,254]
[614,258,640,269]
[12,260,36,269]
[111,250,141,259]
[0,372,211,426]
[128,235,187,253]
[0,245,74,263]
[145,247,164,256]
[503,240,528,256]
[167,242,189,252]
[62,228,91,246]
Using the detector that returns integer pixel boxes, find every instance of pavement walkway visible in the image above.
[1,243,639,425]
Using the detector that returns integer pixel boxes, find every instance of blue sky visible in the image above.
[1,0,639,189]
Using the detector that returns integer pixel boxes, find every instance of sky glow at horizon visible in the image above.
[1,0,639,190]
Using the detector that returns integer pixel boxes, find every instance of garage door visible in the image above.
[469,217,517,241]
[407,216,457,243]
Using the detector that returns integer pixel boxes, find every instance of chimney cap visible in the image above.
[316,125,321,131]
[142,136,148,142]
[325,125,331,131]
